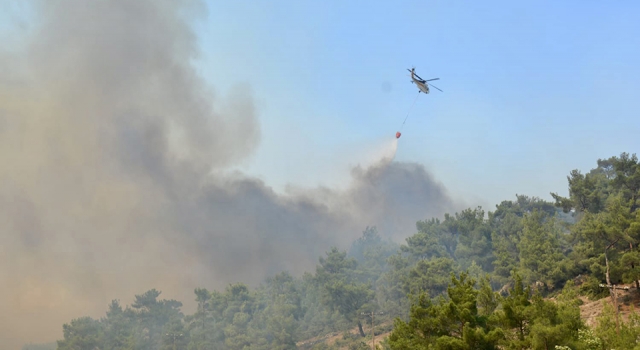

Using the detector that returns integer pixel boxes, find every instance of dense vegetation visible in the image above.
[51,152,640,350]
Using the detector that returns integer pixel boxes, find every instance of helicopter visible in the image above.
[407,67,442,94]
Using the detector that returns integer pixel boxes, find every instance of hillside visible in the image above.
[51,152,640,350]
[579,284,640,327]
[296,282,640,349]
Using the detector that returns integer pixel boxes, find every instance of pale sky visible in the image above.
[191,0,640,210]
[1,0,639,209]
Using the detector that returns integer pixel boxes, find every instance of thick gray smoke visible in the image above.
[0,1,460,348]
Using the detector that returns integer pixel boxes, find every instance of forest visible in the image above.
[46,152,640,350]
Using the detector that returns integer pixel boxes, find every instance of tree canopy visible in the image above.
[51,152,640,349]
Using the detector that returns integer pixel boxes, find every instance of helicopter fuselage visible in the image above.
[413,79,430,94]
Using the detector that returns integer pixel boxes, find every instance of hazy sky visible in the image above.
[3,0,638,208]
[1,1,639,349]
[194,0,640,208]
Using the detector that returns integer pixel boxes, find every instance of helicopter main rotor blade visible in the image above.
[425,78,439,81]
[428,83,443,92]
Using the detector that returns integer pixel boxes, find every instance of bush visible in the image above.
[578,275,610,300]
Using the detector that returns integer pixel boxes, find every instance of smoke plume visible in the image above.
[0,1,459,348]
